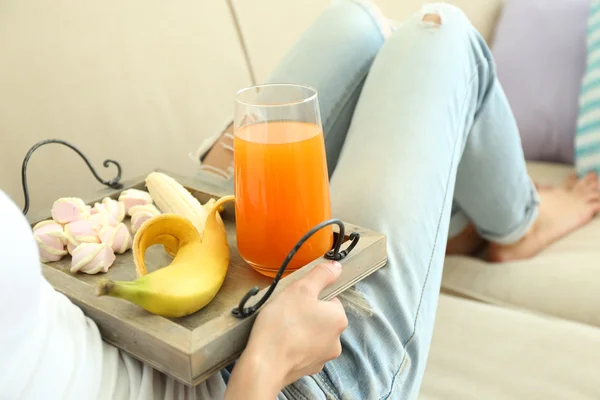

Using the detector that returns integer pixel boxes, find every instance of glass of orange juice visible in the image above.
[233,83,333,278]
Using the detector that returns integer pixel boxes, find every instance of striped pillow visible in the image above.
[576,0,600,176]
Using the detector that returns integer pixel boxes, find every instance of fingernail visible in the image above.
[331,261,342,271]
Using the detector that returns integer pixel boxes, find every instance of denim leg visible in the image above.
[282,5,539,399]
[453,76,540,245]
[263,0,391,175]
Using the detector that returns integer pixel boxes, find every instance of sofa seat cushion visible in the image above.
[420,294,600,399]
[441,162,600,328]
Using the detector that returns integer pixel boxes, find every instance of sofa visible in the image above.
[0,0,598,398]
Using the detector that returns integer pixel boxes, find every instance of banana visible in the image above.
[96,195,235,318]
[145,172,214,238]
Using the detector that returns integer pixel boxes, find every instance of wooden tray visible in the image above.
[27,170,387,387]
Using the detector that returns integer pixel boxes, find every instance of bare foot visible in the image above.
[488,172,600,262]
[446,223,486,256]
[563,172,578,190]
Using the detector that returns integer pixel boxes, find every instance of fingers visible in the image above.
[329,339,343,360]
[329,297,342,306]
[305,340,343,376]
[295,261,342,296]
[321,297,348,333]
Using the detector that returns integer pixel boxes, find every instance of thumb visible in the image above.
[299,261,342,296]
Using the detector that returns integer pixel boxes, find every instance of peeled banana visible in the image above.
[145,171,223,257]
[96,195,235,318]
[145,172,213,237]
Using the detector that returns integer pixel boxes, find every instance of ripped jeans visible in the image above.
[197,1,539,398]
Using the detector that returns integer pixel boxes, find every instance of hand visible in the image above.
[249,260,348,384]
[225,261,348,399]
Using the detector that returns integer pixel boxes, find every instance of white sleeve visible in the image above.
[0,190,228,400]
[0,191,112,399]
[0,190,45,398]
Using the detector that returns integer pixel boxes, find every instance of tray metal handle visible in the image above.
[231,219,360,319]
[21,139,123,215]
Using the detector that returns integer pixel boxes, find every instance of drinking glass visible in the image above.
[234,83,333,278]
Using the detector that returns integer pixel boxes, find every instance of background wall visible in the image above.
[0,0,251,213]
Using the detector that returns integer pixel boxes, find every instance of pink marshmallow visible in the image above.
[33,220,67,245]
[129,204,161,234]
[99,223,132,254]
[88,211,118,229]
[64,220,100,255]
[32,220,67,263]
[71,242,116,274]
[67,241,77,255]
[118,189,153,215]
[101,197,126,222]
[51,198,90,224]
[89,203,107,216]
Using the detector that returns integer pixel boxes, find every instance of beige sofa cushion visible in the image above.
[233,0,504,82]
[420,294,600,399]
[0,0,251,214]
[442,162,600,328]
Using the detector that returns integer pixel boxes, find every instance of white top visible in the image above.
[0,190,227,400]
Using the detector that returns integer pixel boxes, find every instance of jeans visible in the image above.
[198,1,539,398]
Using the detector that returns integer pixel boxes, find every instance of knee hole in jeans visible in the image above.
[421,13,442,27]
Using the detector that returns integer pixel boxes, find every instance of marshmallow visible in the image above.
[71,243,116,274]
[89,203,107,215]
[88,211,118,229]
[32,220,67,263]
[118,189,153,215]
[99,223,132,254]
[51,197,90,224]
[64,220,100,255]
[129,204,161,216]
[67,241,77,255]
[130,204,161,234]
[101,197,126,222]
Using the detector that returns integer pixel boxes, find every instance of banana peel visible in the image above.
[161,197,224,258]
[96,195,235,318]
[144,171,225,258]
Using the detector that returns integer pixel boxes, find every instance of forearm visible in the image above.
[224,346,283,400]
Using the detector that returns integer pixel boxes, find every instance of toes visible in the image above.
[586,190,600,203]
[575,171,600,194]
[585,178,600,192]
[583,171,599,184]
[592,200,600,216]
[564,172,578,189]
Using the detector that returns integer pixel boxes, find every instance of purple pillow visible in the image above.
[491,0,588,164]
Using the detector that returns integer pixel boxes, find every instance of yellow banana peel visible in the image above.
[96,194,235,318]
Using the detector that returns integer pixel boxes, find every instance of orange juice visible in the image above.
[234,120,333,277]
